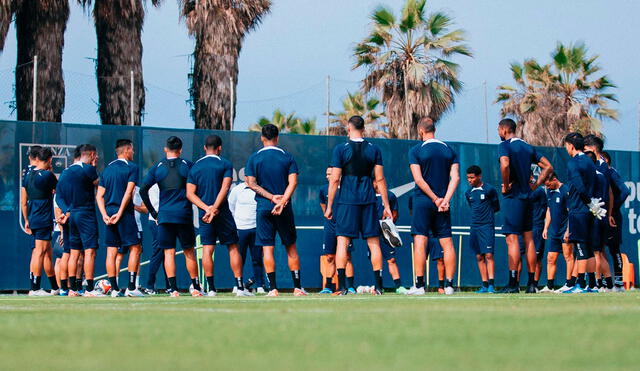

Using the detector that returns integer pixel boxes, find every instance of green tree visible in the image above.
[354,0,472,139]
[497,42,618,147]
[328,91,387,138]
[250,109,317,135]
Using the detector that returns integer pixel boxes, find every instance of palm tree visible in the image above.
[497,42,618,147]
[250,109,317,135]
[78,0,160,126]
[14,1,69,122]
[354,0,472,139]
[328,91,388,138]
[181,0,270,130]
[0,0,12,52]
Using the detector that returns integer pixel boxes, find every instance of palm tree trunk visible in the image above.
[15,0,69,122]
[93,0,145,126]
[0,0,13,52]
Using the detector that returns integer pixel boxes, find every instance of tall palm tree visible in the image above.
[354,0,472,139]
[181,0,270,130]
[79,0,160,126]
[250,109,317,135]
[328,91,388,138]
[14,0,69,122]
[497,43,618,147]
[0,0,13,52]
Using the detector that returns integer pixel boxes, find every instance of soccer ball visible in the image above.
[95,279,111,294]
[189,284,195,294]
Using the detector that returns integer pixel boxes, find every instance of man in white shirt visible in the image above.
[228,182,265,293]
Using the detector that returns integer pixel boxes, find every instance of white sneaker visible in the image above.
[597,287,607,293]
[125,288,145,297]
[83,290,106,297]
[538,286,554,293]
[405,286,426,295]
[256,287,266,294]
[206,290,217,297]
[28,289,53,297]
[236,289,255,297]
[555,285,571,293]
[444,286,455,295]
[612,286,625,293]
[232,286,238,294]
[50,289,60,296]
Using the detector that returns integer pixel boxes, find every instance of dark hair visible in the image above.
[81,144,97,155]
[547,171,558,180]
[116,139,133,150]
[601,151,611,164]
[564,132,584,150]
[166,136,183,151]
[498,118,516,133]
[348,115,365,130]
[73,145,83,159]
[417,117,435,133]
[261,124,279,140]
[36,147,53,162]
[28,145,42,159]
[204,134,222,149]
[584,150,597,163]
[466,165,482,175]
[583,134,604,153]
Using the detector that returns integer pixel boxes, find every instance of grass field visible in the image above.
[2,292,640,370]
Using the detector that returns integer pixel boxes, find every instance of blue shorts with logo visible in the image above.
[335,203,380,239]
[470,225,494,255]
[411,196,452,238]
[256,205,297,246]
[533,225,545,256]
[157,222,195,250]
[199,208,239,246]
[591,218,608,252]
[428,238,444,261]
[568,212,593,243]
[323,221,337,254]
[105,211,140,249]
[380,241,396,261]
[501,195,533,235]
[69,209,99,250]
[32,226,53,242]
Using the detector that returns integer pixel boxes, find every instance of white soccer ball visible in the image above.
[95,279,111,294]
[356,286,366,294]
[189,284,195,294]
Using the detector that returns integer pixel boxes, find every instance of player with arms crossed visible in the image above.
[325,115,392,296]
[245,124,306,297]
[407,118,460,295]
[497,119,553,293]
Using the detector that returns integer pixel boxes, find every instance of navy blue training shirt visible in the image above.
[55,167,73,213]
[330,139,382,205]
[409,139,458,199]
[594,159,611,205]
[566,153,596,214]
[187,154,233,217]
[66,162,99,211]
[547,184,569,240]
[375,190,398,219]
[592,167,609,203]
[141,157,193,224]
[609,166,631,209]
[99,159,139,215]
[498,138,542,198]
[531,186,548,228]
[24,169,57,229]
[245,146,298,211]
[464,182,500,227]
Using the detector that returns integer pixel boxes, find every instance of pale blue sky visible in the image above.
[0,0,638,150]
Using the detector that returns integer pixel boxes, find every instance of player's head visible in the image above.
[544,171,560,189]
[115,139,134,160]
[466,165,482,187]
[73,144,83,161]
[584,150,598,164]
[601,151,611,166]
[563,132,584,156]
[165,136,183,156]
[35,147,53,168]
[261,124,279,145]
[347,115,365,135]
[583,134,604,155]
[28,145,42,165]
[417,117,435,138]
[204,134,222,154]
[80,144,98,165]
[326,167,332,181]
[497,118,516,141]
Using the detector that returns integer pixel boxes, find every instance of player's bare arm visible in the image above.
[374,165,392,219]
[325,167,341,220]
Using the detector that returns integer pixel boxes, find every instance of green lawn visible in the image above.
[1,292,640,370]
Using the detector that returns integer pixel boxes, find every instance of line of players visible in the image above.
[21,115,630,297]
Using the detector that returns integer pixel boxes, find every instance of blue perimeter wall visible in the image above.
[0,121,639,290]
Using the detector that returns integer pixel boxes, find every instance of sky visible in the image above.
[0,0,639,150]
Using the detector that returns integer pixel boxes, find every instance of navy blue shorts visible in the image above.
[52,231,63,259]
[547,238,564,254]
[428,238,444,261]
[574,241,594,260]
[380,241,396,261]
[411,197,451,238]
[69,210,99,250]
[335,203,380,239]
[591,218,608,252]
[255,205,297,246]
[61,225,70,254]
[199,208,239,246]
[322,221,337,254]
[501,196,533,235]
[105,211,140,248]
[532,225,545,256]
[32,226,53,242]
[470,225,494,255]
[607,209,622,246]
[118,231,143,255]
[157,223,195,250]
[568,212,593,243]
[238,228,257,254]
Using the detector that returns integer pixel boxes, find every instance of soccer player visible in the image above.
[65,144,100,296]
[21,147,58,296]
[409,195,446,293]
[373,182,407,293]
[318,167,356,294]
[325,116,391,296]
[407,118,459,296]
[96,139,143,297]
[187,134,252,297]
[140,136,201,297]
[497,118,553,293]
[245,124,306,297]
[464,165,499,294]
[601,151,631,291]
[563,133,598,293]
[540,172,574,292]
[530,175,548,290]
[228,180,266,294]
[113,186,146,291]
